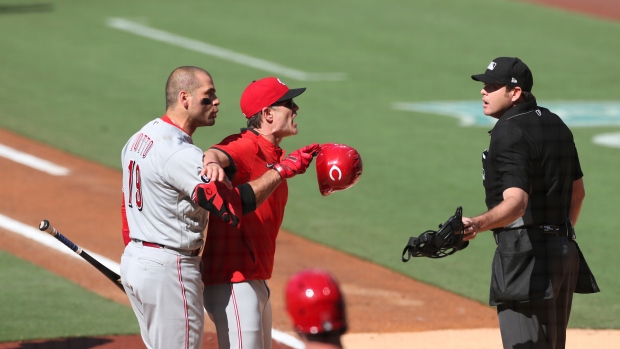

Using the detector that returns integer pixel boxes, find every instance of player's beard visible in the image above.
[188,110,215,130]
[203,112,216,126]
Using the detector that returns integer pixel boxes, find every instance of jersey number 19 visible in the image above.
[127,160,143,211]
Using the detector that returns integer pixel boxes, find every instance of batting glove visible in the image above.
[272,143,320,179]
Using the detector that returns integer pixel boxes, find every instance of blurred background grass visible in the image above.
[0,251,138,342]
[0,0,619,340]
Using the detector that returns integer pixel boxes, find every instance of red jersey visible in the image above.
[202,129,288,285]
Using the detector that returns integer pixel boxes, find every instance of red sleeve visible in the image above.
[212,133,257,183]
[121,193,131,246]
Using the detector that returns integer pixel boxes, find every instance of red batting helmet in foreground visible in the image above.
[285,269,347,334]
[315,143,363,196]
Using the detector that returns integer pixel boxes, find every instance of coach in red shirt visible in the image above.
[200,77,318,349]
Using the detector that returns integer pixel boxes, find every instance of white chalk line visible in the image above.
[0,143,69,176]
[0,139,302,347]
[106,17,346,82]
[0,213,304,348]
[0,214,120,274]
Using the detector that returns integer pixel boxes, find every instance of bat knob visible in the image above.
[39,220,50,231]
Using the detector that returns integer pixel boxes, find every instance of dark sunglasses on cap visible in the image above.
[270,99,296,110]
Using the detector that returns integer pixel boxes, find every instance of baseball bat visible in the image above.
[38,220,125,292]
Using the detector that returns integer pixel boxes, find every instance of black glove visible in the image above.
[401,206,469,261]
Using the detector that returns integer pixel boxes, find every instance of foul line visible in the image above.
[0,214,119,274]
[272,329,304,349]
[0,214,304,349]
[0,143,69,176]
[106,17,346,82]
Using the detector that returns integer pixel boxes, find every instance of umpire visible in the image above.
[461,57,599,349]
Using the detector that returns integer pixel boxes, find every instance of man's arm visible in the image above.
[247,169,281,208]
[201,148,232,187]
[569,178,585,226]
[192,143,320,227]
[462,187,529,240]
[202,146,279,207]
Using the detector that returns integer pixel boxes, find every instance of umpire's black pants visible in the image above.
[497,236,579,349]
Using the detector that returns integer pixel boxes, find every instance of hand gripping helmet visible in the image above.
[285,269,347,335]
[315,143,363,196]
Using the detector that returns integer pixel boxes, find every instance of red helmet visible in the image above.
[285,269,347,334]
[315,143,363,196]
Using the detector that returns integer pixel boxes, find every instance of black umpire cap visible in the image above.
[471,57,534,92]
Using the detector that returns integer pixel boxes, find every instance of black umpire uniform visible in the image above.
[471,57,599,349]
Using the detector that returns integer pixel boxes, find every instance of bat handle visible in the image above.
[39,220,81,254]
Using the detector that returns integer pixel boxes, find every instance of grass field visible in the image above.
[0,251,138,342]
[1,0,619,340]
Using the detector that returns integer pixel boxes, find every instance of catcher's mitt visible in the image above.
[401,206,469,261]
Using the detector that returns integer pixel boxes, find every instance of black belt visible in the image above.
[492,223,576,244]
[132,239,201,256]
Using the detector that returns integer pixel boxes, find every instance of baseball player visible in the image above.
[119,67,319,349]
[198,76,320,349]
[285,268,348,349]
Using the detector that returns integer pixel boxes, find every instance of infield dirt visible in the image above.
[1,124,619,348]
[0,129,497,348]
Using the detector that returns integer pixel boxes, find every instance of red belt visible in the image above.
[135,239,201,256]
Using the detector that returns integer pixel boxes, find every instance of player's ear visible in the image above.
[261,107,274,123]
[179,90,190,109]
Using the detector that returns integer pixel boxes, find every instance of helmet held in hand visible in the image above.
[315,143,363,196]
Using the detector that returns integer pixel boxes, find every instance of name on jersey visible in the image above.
[130,133,154,158]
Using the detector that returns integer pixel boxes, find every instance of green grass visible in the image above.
[0,0,619,336]
[0,250,138,342]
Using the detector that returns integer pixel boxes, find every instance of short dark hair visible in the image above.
[506,85,536,103]
[165,66,211,109]
[246,113,262,128]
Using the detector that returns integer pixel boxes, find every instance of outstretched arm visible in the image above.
[192,143,320,227]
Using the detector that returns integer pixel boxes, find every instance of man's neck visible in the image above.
[254,128,281,147]
[165,112,194,136]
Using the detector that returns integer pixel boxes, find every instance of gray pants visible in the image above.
[497,236,579,349]
[121,241,205,349]
[204,280,272,349]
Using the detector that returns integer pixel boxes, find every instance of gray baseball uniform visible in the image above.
[120,116,207,349]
